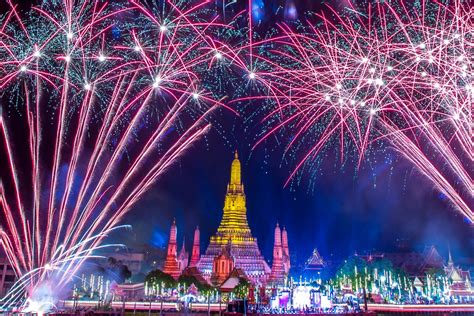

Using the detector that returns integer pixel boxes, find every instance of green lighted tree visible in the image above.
[233,278,250,299]
[145,269,177,294]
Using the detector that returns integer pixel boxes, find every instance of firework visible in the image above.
[250,0,472,222]
[0,0,234,311]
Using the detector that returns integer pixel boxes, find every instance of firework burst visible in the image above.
[250,0,472,222]
[0,0,235,311]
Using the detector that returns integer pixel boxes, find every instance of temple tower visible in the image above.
[177,238,189,272]
[189,226,201,267]
[270,223,285,284]
[197,150,270,283]
[163,219,181,279]
[282,227,291,274]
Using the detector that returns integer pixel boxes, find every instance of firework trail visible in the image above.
[249,0,472,222]
[0,0,235,310]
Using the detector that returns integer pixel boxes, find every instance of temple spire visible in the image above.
[190,226,201,267]
[230,150,241,186]
[270,222,285,284]
[163,219,180,279]
[448,245,454,266]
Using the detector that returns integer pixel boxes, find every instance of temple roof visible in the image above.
[305,248,325,269]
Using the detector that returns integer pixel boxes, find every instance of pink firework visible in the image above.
[250,0,472,222]
[0,0,233,310]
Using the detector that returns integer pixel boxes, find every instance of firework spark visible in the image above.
[0,0,234,311]
[250,0,472,222]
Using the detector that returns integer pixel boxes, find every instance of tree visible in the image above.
[233,278,250,299]
[145,269,177,294]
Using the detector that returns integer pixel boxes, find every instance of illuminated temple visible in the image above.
[163,151,290,285]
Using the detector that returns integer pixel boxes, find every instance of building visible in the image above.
[177,239,189,272]
[269,223,286,284]
[189,226,200,267]
[197,151,272,284]
[163,151,290,286]
[0,257,16,298]
[444,251,474,301]
[303,248,325,279]
[362,245,445,278]
[163,219,181,279]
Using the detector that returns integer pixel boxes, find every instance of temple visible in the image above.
[197,151,271,284]
[163,151,290,286]
[163,219,180,279]
[269,223,285,284]
[189,226,200,267]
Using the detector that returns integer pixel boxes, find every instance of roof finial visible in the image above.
[448,244,453,265]
[234,149,238,159]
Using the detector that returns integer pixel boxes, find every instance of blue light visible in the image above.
[251,0,265,24]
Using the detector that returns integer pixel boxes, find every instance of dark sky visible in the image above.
[107,0,473,266]
[2,0,472,268]
[115,107,473,267]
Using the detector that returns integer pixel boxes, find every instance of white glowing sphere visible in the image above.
[369,68,375,74]
[421,72,427,77]
[360,101,366,107]
[160,25,168,32]
[84,83,91,90]
[325,95,331,101]
[338,98,343,104]
[66,32,73,39]
[336,83,342,90]
[387,66,393,71]
[249,72,256,79]
[419,43,426,49]
[134,45,141,52]
[98,54,106,62]
[215,52,222,59]
[33,50,41,58]
[350,100,356,105]
[153,75,162,88]
[434,83,441,89]
[370,109,377,116]
[64,55,71,63]
[453,113,460,120]
[443,39,450,44]
[20,65,27,72]
[361,57,368,63]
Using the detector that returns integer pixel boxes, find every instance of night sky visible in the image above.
[2,0,472,269]
[115,108,473,267]
[102,0,474,267]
